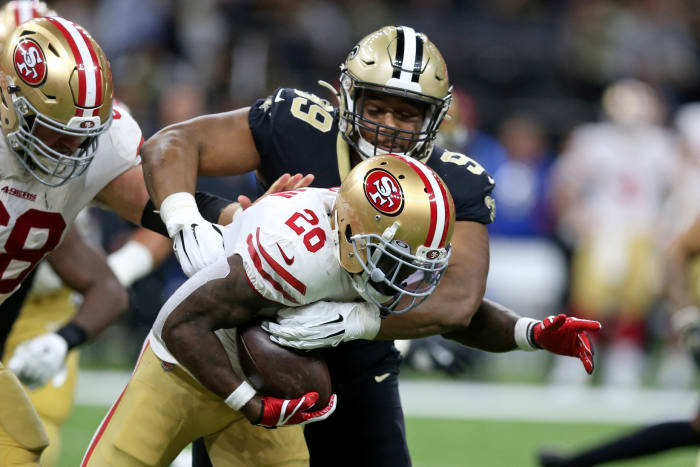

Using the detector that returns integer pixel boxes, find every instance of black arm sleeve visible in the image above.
[140,191,233,237]
[194,191,232,224]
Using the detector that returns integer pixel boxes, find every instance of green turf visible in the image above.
[59,405,108,467]
[406,417,698,467]
[59,406,697,467]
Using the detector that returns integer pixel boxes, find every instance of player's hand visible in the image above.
[262,301,381,350]
[532,314,602,374]
[159,192,226,276]
[238,173,315,210]
[171,221,224,277]
[671,306,700,366]
[249,392,337,427]
[8,333,68,389]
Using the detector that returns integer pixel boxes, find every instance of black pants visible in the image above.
[305,369,410,466]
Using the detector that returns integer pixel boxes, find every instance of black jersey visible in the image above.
[248,87,496,383]
[250,87,496,223]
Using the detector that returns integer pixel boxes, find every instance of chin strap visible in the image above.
[318,80,340,103]
[350,272,393,306]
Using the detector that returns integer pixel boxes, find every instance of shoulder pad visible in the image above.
[428,147,496,224]
[227,190,341,306]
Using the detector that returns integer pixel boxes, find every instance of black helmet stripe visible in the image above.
[412,35,423,83]
[392,26,422,85]
[392,26,404,79]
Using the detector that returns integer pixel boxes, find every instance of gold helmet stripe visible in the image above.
[46,17,103,116]
[15,1,39,24]
[394,154,451,249]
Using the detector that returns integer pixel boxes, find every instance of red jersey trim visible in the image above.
[255,227,306,295]
[246,232,299,304]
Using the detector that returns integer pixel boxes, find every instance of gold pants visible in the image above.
[0,363,48,466]
[3,287,79,467]
[83,345,309,467]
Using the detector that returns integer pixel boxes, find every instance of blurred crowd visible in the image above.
[58,0,700,387]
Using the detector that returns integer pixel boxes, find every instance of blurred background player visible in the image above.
[538,214,700,466]
[537,102,700,467]
[549,78,680,386]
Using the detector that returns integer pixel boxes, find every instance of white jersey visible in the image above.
[554,121,680,239]
[149,188,359,371]
[226,187,357,305]
[0,103,141,303]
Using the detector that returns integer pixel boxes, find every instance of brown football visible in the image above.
[236,323,332,410]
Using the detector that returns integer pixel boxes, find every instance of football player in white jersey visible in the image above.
[0,10,231,464]
[82,154,455,466]
[0,4,178,465]
[0,12,150,465]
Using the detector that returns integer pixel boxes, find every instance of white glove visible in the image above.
[160,192,224,277]
[8,333,68,389]
[262,301,381,350]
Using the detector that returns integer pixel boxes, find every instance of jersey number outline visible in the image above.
[284,209,326,253]
[0,201,66,293]
[290,90,333,133]
[440,151,486,176]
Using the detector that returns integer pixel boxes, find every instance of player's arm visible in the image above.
[161,255,264,411]
[268,221,601,372]
[94,162,245,277]
[47,228,129,339]
[160,254,335,426]
[138,111,312,276]
[140,108,260,206]
[376,220,489,338]
[8,228,129,388]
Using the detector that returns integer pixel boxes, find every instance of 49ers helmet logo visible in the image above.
[364,168,404,216]
[13,39,47,86]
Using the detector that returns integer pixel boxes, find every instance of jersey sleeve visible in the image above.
[248,87,337,184]
[84,103,143,190]
[226,195,337,307]
[429,148,496,224]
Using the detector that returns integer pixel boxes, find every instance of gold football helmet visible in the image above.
[0,1,56,50]
[0,16,113,186]
[336,25,452,163]
[334,153,455,314]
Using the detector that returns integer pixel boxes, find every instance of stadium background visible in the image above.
[22,0,700,465]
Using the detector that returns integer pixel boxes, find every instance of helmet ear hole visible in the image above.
[345,224,353,242]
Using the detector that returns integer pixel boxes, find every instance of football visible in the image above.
[236,322,332,410]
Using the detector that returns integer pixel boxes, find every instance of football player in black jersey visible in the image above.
[141,25,601,466]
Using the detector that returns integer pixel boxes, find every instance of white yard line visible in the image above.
[76,371,698,425]
[399,380,698,424]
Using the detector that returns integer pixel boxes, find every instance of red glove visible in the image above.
[532,314,602,374]
[254,392,337,427]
